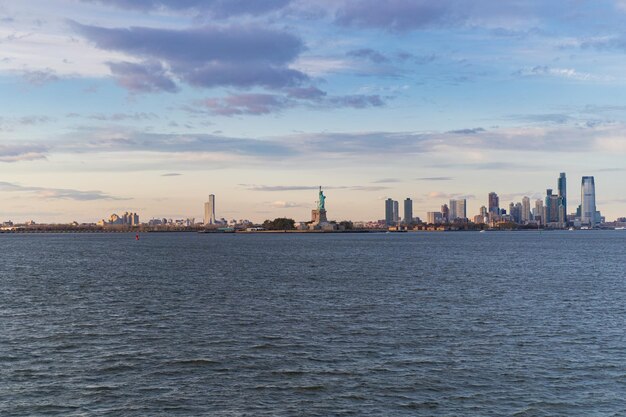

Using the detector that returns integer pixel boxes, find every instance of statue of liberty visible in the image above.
[318,186,326,210]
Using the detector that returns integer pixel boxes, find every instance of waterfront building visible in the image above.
[204,194,216,226]
[449,199,467,221]
[534,199,544,224]
[385,198,394,225]
[544,189,560,224]
[449,200,457,221]
[558,172,567,220]
[403,198,413,224]
[441,204,449,223]
[427,211,443,224]
[393,200,400,222]
[521,197,531,223]
[581,176,596,225]
[488,192,499,215]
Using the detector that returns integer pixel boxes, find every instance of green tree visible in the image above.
[262,218,295,230]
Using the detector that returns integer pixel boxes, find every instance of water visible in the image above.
[1,231,625,416]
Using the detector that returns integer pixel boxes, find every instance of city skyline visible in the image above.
[1,1,626,222]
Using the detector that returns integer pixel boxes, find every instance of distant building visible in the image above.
[558,172,567,220]
[427,211,443,224]
[488,192,499,215]
[385,198,394,225]
[204,194,216,226]
[441,204,449,223]
[581,176,597,225]
[521,196,531,223]
[99,211,139,226]
[545,189,559,224]
[449,199,466,221]
[393,200,400,222]
[534,199,544,224]
[403,198,413,224]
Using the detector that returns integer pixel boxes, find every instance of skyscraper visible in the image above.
[204,194,216,225]
[449,199,458,221]
[449,199,466,221]
[521,196,531,223]
[581,176,596,225]
[488,192,499,215]
[534,199,544,224]
[441,204,449,223]
[393,200,400,222]
[403,198,413,224]
[385,198,394,225]
[545,189,560,224]
[558,172,567,218]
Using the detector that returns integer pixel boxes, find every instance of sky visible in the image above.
[1,0,625,223]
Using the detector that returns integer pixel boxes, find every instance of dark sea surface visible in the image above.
[1,231,626,416]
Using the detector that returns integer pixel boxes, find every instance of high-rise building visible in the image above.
[403,198,413,224]
[544,189,561,224]
[521,196,531,223]
[479,206,488,217]
[514,202,523,224]
[393,200,400,222]
[558,172,567,219]
[449,200,457,221]
[204,194,216,225]
[385,198,394,225]
[581,176,596,225]
[488,192,499,215]
[448,199,467,221]
[534,199,544,224]
[441,204,449,223]
[427,211,443,224]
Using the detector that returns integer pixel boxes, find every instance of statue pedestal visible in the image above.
[311,209,328,224]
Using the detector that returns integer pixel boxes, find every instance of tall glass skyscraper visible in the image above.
[385,198,394,225]
[204,194,216,225]
[558,172,567,218]
[581,176,596,225]
[488,192,499,215]
[403,198,413,224]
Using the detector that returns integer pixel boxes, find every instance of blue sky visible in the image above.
[1,0,625,223]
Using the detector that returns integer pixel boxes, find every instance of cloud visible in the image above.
[201,94,289,116]
[161,172,182,176]
[270,200,303,208]
[447,127,485,134]
[427,191,476,200]
[5,122,625,170]
[107,61,179,93]
[286,86,327,100]
[21,68,60,85]
[194,91,385,116]
[514,66,604,81]
[70,112,160,121]
[0,181,126,200]
[372,178,400,183]
[0,116,52,131]
[417,177,454,181]
[327,94,384,108]
[0,144,48,162]
[346,48,389,63]
[580,35,626,52]
[243,184,318,192]
[242,184,390,192]
[335,0,452,31]
[63,130,296,157]
[80,0,292,17]
[71,21,307,92]
[504,113,571,124]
